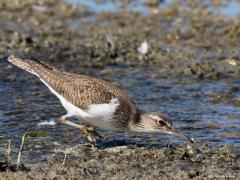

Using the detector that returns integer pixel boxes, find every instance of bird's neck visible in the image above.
[128,111,145,132]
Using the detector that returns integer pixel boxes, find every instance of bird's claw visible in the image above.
[81,126,104,150]
[84,127,103,139]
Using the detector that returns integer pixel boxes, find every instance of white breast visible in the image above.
[87,98,119,130]
[40,79,119,130]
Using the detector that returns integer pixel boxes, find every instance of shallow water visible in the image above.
[0,60,239,163]
[66,0,240,17]
[0,0,240,166]
[218,1,240,17]
[66,0,151,14]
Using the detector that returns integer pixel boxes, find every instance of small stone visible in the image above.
[137,41,149,55]
[104,146,128,153]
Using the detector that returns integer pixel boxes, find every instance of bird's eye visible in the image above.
[158,120,166,126]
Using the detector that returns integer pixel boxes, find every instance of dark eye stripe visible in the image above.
[158,120,166,126]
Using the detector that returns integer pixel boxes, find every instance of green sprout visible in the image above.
[16,132,48,169]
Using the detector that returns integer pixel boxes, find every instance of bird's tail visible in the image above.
[8,55,35,72]
[7,55,55,77]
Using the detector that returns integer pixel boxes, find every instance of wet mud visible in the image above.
[0,0,240,179]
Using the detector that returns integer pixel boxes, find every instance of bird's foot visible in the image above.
[81,126,103,150]
[59,114,102,150]
[83,126,103,139]
[86,135,98,151]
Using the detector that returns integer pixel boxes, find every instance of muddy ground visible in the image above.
[0,0,240,179]
[1,144,240,179]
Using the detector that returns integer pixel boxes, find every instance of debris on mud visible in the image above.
[1,144,239,179]
[0,0,240,80]
[0,0,240,179]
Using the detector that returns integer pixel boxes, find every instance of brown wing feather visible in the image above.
[9,56,139,128]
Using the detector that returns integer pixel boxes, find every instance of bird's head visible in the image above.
[130,112,193,143]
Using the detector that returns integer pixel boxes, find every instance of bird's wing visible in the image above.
[8,56,139,128]
[40,71,138,128]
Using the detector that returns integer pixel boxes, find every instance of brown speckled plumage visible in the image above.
[7,55,194,144]
[7,55,139,129]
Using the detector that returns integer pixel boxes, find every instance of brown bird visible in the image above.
[7,55,193,147]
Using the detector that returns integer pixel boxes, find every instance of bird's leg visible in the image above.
[59,114,101,149]
[60,114,86,129]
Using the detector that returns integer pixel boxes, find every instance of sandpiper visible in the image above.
[7,55,193,147]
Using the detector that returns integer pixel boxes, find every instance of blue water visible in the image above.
[65,0,171,14]
[0,0,240,164]
[65,0,240,17]
[0,62,239,151]
[219,1,240,17]
[0,59,240,165]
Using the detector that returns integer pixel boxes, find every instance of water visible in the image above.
[67,0,150,14]
[0,60,239,163]
[0,0,240,164]
[218,1,240,17]
[65,0,240,17]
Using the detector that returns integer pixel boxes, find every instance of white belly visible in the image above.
[40,79,119,130]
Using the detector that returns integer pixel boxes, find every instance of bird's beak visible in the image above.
[169,126,194,143]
